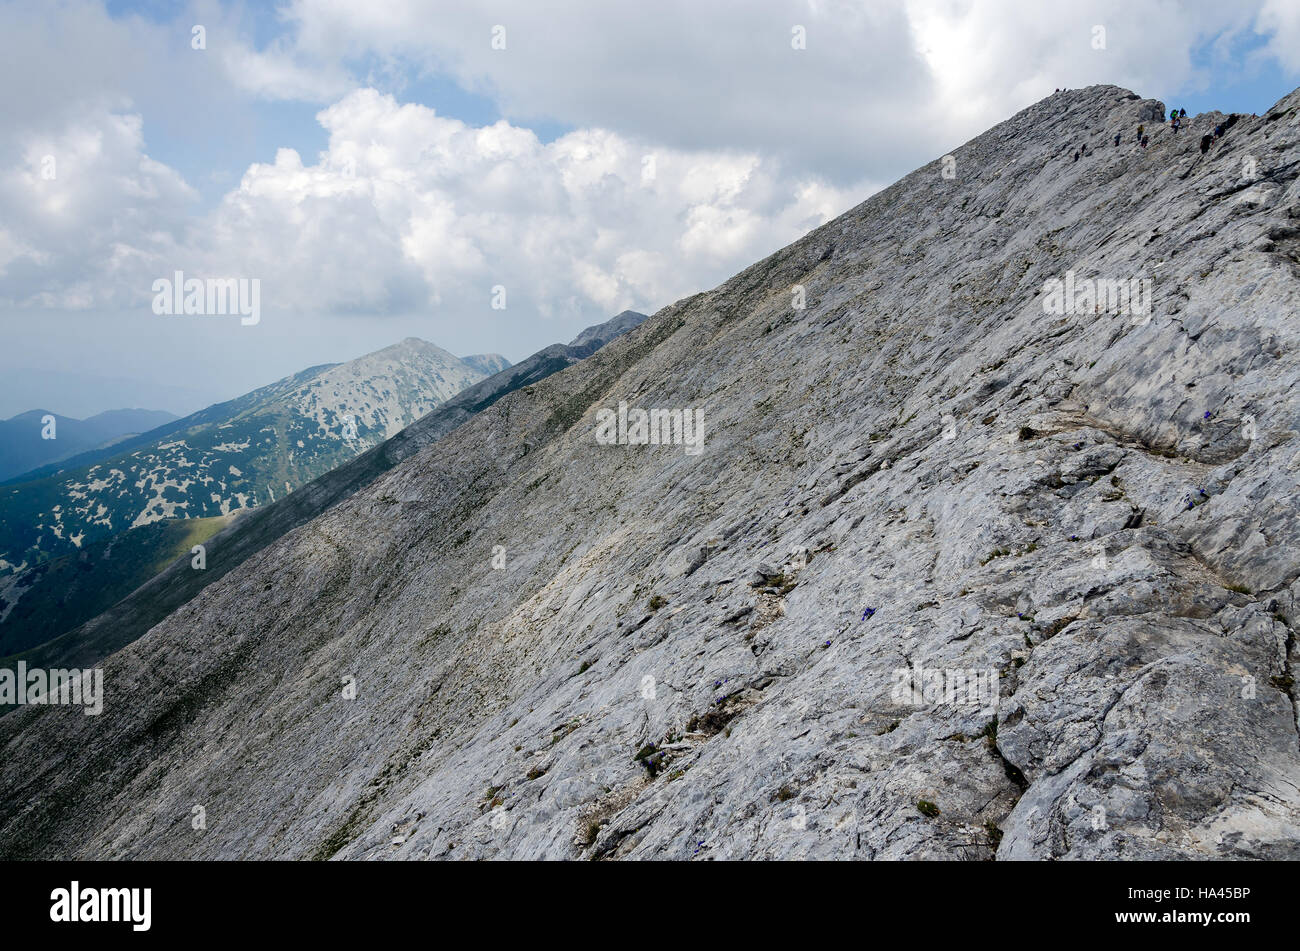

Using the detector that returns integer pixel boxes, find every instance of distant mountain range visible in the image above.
[1,312,644,667]
[0,408,178,482]
[0,339,507,581]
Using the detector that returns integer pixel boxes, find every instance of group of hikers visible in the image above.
[1138,108,1190,147]
[1200,113,1240,153]
[1054,88,1254,166]
[1090,108,1243,159]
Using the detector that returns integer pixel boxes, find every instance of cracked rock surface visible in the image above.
[2,85,1300,860]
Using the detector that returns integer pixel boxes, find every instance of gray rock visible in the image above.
[3,86,1300,861]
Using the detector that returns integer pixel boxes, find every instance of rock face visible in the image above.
[567,310,650,348]
[2,85,1300,860]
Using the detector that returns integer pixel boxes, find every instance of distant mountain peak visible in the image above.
[567,310,648,348]
[460,353,512,376]
[0,337,500,576]
[0,407,179,483]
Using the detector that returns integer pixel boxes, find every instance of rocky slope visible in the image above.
[2,86,1299,860]
[460,354,514,377]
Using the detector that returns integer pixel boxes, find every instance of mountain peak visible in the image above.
[0,335,502,581]
[567,310,648,348]
[5,86,1300,862]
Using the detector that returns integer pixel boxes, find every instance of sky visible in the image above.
[1,0,1299,418]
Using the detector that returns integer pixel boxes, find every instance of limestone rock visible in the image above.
[3,86,1300,861]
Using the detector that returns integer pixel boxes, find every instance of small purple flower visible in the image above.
[1203,411,1212,420]
[824,640,831,647]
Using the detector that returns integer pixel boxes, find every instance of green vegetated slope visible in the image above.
[0,515,230,656]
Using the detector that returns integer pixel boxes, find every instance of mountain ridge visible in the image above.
[0,407,179,483]
[4,311,644,672]
[2,85,1299,861]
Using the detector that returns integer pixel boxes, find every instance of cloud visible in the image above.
[270,0,1295,185]
[0,85,875,341]
[217,34,353,102]
[2,0,1299,388]
[0,109,196,308]
[1258,0,1300,73]
[0,0,340,129]
[195,89,876,325]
